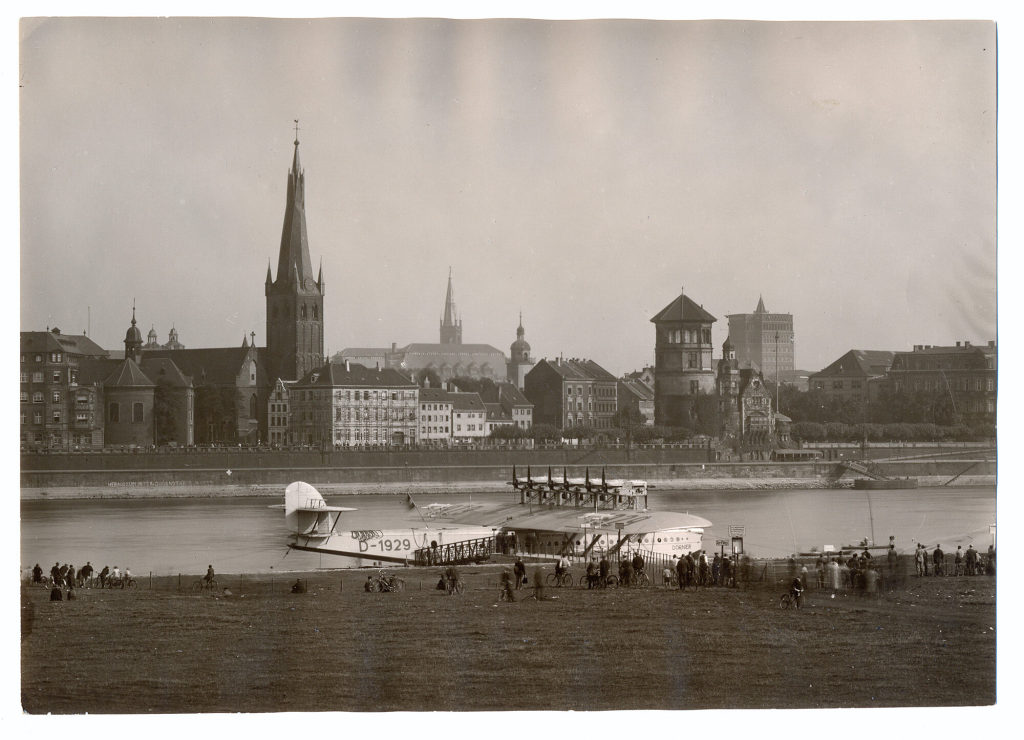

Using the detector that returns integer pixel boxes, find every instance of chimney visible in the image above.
[956,341,961,347]
[989,340,995,347]
[376,361,380,371]
[913,345,922,351]
[964,341,971,347]
[391,342,397,352]
[345,360,350,372]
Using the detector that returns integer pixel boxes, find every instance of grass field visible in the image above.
[21,567,995,713]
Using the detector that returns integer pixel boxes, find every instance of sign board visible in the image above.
[728,525,745,537]
[823,544,836,552]
[715,538,727,546]
[731,536,744,554]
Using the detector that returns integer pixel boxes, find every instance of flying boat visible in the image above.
[275,468,710,568]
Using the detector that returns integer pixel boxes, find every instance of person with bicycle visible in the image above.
[586,558,598,589]
[789,576,804,608]
[444,566,461,593]
[631,551,645,582]
[98,565,109,589]
[204,564,215,586]
[555,554,570,581]
[598,556,610,588]
[111,565,121,587]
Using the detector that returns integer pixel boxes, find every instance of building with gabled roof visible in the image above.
[524,357,618,430]
[20,327,110,450]
[810,349,896,405]
[289,361,418,447]
[617,377,655,425]
[449,391,488,442]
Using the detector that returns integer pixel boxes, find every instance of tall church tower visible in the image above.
[265,127,325,382]
[439,269,462,345]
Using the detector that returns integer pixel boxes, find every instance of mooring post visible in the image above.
[149,571,152,590]
[178,573,181,591]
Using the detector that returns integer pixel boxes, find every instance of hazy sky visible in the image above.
[19,18,997,375]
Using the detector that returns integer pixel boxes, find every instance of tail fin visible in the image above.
[284,481,324,532]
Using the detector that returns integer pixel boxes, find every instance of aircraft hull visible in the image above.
[288,525,495,568]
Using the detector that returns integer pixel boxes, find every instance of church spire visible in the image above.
[274,122,313,288]
[439,268,462,344]
[755,295,767,313]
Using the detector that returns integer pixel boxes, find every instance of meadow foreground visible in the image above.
[21,567,995,713]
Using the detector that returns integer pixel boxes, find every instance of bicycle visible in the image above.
[599,574,618,589]
[446,577,464,595]
[498,585,515,602]
[546,571,574,588]
[373,573,406,593]
[191,578,219,592]
[780,589,803,609]
[630,570,651,588]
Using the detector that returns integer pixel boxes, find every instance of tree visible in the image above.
[153,379,183,445]
[529,424,560,442]
[612,406,646,450]
[415,368,442,389]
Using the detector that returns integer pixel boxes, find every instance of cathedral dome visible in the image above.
[510,315,531,361]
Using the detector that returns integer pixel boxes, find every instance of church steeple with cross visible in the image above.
[265,121,325,381]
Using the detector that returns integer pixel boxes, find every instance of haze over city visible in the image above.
[19,17,996,376]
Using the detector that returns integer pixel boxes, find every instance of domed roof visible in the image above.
[124,308,142,345]
[510,313,531,358]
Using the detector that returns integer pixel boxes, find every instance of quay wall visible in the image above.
[20,454,995,492]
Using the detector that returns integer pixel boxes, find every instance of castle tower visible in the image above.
[439,268,462,345]
[506,312,535,390]
[650,287,717,427]
[265,125,325,381]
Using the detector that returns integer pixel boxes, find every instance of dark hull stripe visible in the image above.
[288,543,410,564]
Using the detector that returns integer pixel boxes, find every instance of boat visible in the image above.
[853,478,918,490]
[275,466,712,568]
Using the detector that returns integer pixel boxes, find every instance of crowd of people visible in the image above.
[29,561,135,601]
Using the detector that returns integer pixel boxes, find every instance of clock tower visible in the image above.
[266,128,325,382]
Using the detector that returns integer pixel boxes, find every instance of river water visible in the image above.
[20,486,996,576]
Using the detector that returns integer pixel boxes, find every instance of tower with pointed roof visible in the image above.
[649,287,717,426]
[506,313,535,389]
[726,296,794,380]
[266,126,325,382]
[439,269,462,345]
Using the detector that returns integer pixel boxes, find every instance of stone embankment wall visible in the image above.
[20,447,995,492]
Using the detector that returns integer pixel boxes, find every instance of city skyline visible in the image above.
[20,18,997,377]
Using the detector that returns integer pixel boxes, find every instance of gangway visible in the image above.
[843,460,890,481]
[413,535,496,567]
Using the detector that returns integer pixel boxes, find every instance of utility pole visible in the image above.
[774,332,780,415]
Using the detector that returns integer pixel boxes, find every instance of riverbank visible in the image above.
[19,473,996,500]
[21,568,995,712]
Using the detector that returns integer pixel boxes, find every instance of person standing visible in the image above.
[32,563,43,584]
[98,565,110,589]
[66,564,76,589]
[586,558,598,589]
[513,557,527,590]
[933,544,945,577]
[886,545,898,580]
[675,554,687,591]
[966,544,978,575]
[828,557,841,591]
[954,546,964,576]
[598,555,610,588]
[915,544,926,577]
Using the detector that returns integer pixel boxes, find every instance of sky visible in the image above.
[18,17,997,376]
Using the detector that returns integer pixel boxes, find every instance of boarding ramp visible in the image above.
[413,536,496,567]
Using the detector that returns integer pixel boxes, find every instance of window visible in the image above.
[20,372,27,383]
[32,372,43,383]
[52,391,61,404]
[832,380,844,390]
[35,355,42,363]
[21,412,26,425]
[21,392,27,402]
[133,402,144,423]
[32,392,43,403]
[76,412,88,423]
[52,371,61,383]
[690,380,699,395]
[52,410,61,423]
[33,412,42,425]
